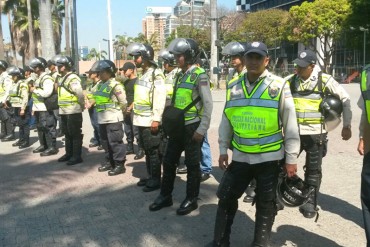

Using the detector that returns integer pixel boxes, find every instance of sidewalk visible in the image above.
[0,84,366,247]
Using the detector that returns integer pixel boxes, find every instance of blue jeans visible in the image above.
[200,132,212,174]
[88,107,100,144]
[28,99,36,127]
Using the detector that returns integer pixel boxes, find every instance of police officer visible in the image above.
[0,60,15,141]
[127,43,166,192]
[213,42,300,246]
[6,66,30,148]
[358,64,370,246]
[94,60,127,176]
[55,55,85,166]
[286,49,352,219]
[149,38,213,215]
[29,57,58,156]
[118,62,141,157]
[84,65,103,150]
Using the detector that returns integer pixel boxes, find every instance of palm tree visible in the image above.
[113,34,133,60]
[39,0,56,59]
[86,48,107,61]
[64,0,70,55]
[26,0,35,58]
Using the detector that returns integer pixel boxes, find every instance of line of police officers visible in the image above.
[0,37,354,246]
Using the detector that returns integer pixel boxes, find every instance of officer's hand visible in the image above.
[284,163,297,178]
[151,121,159,134]
[192,132,204,143]
[29,86,35,93]
[342,127,352,140]
[358,138,365,156]
[20,109,25,116]
[218,154,229,170]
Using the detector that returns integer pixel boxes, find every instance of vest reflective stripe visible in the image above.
[224,74,283,154]
[361,65,370,123]
[174,67,205,122]
[93,79,120,112]
[9,81,28,105]
[32,74,53,104]
[135,104,152,111]
[58,75,79,107]
[133,68,158,117]
[0,83,5,99]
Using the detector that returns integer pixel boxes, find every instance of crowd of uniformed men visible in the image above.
[1,37,366,246]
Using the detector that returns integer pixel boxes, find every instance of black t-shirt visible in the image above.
[124,77,137,105]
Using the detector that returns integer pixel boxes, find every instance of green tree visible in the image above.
[86,48,107,61]
[288,0,352,72]
[113,34,133,60]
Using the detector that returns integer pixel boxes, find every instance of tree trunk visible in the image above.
[64,0,71,56]
[27,0,36,58]
[39,0,56,59]
[0,2,5,60]
[7,13,17,66]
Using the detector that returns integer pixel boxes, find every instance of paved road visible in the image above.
[0,83,366,247]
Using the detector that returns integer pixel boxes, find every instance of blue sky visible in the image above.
[1,0,236,52]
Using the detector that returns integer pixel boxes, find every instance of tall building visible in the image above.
[142,7,172,49]
[78,46,89,60]
[236,0,313,12]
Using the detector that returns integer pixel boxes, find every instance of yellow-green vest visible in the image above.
[174,67,205,121]
[86,81,101,100]
[288,73,329,125]
[134,68,164,117]
[32,74,53,104]
[58,73,79,107]
[93,79,120,112]
[9,80,28,105]
[361,64,370,123]
[165,68,180,100]
[224,73,284,154]
[0,80,5,100]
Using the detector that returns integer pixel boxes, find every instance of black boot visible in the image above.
[252,210,275,247]
[58,137,73,162]
[2,134,15,142]
[33,130,47,153]
[149,194,173,211]
[41,134,58,156]
[108,161,126,176]
[126,142,134,155]
[176,168,201,215]
[12,139,23,147]
[0,122,6,139]
[213,201,238,247]
[299,187,319,219]
[66,136,83,166]
[40,147,59,156]
[33,145,47,153]
[134,148,145,160]
[18,140,30,149]
[143,152,161,192]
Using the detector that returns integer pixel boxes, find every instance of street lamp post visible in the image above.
[103,39,111,60]
[360,27,368,67]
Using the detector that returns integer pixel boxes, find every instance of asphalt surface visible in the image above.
[0,83,366,247]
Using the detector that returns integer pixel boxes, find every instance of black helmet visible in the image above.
[50,55,63,66]
[29,57,47,70]
[6,66,25,79]
[158,49,176,67]
[221,41,248,57]
[126,43,156,66]
[90,60,117,74]
[168,38,199,64]
[55,55,74,68]
[319,95,343,131]
[276,175,314,207]
[0,60,8,70]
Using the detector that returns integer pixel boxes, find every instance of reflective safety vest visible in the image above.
[174,67,205,122]
[224,73,284,154]
[93,79,120,112]
[86,81,100,100]
[58,73,79,107]
[288,73,328,125]
[32,73,53,104]
[9,80,28,105]
[361,65,370,123]
[165,68,180,100]
[133,68,164,116]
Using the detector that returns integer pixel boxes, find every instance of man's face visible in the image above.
[88,72,98,80]
[230,55,244,68]
[245,53,269,75]
[123,69,133,78]
[295,64,314,80]
[174,54,186,70]
[99,70,111,81]
[133,55,143,68]
[58,65,67,75]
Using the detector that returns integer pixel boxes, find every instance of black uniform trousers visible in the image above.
[35,110,57,148]
[123,111,139,145]
[361,152,370,247]
[61,113,83,157]
[160,122,202,199]
[14,107,30,142]
[99,122,126,164]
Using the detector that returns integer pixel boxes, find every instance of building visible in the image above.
[78,46,89,60]
[236,0,313,12]
[142,7,173,50]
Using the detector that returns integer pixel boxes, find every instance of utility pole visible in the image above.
[71,0,79,73]
[107,0,114,62]
[210,0,219,88]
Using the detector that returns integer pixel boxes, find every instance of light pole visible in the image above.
[360,27,368,67]
[103,39,111,60]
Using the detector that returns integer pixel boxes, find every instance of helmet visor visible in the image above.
[221,42,246,56]
[126,43,146,56]
[168,38,190,55]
